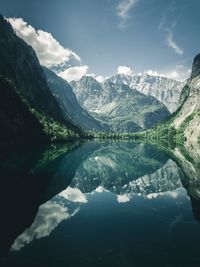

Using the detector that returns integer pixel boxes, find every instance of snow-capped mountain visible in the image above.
[106,73,184,113]
[71,75,102,113]
[71,76,170,132]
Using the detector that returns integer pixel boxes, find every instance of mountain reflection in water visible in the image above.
[0,141,200,267]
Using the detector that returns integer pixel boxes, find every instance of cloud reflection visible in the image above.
[146,188,186,200]
[117,194,131,203]
[12,202,69,251]
[59,187,87,203]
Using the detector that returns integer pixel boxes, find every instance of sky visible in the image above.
[1,0,200,82]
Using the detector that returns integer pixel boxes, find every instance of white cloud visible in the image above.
[8,17,81,67]
[116,0,138,28]
[116,0,137,19]
[163,68,191,81]
[158,5,184,56]
[144,70,162,77]
[144,65,190,82]
[96,75,105,83]
[117,194,130,203]
[59,187,88,203]
[112,64,190,82]
[85,73,96,78]
[58,65,89,82]
[117,65,134,76]
[166,30,184,55]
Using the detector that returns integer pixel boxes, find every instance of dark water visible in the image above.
[0,141,200,267]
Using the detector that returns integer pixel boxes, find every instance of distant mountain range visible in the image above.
[107,73,184,113]
[72,76,170,132]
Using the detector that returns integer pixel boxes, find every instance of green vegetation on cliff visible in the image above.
[0,76,82,145]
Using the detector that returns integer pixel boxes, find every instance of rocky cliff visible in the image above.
[72,76,170,132]
[0,15,83,144]
[107,73,184,113]
[172,53,200,158]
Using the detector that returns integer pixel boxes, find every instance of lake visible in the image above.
[0,141,200,267]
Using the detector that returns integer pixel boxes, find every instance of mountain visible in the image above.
[107,73,184,113]
[0,76,46,145]
[71,75,103,112]
[72,76,170,132]
[172,53,200,157]
[43,67,109,131]
[0,15,81,143]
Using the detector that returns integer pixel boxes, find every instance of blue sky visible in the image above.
[1,0,200,81]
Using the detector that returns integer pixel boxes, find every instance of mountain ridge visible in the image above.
[106,73,184,113]
[71,76,170,133]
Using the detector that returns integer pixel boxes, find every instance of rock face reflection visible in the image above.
[171,145,200,222]
[71,143,183,197]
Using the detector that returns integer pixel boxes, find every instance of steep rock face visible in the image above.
[43,67,109,131]
[169,144,200,223]
[107,73,184,113]
[72,76,170,132]
[191,54,200,79]
[178,83,190,107]
[172,53,200,157]
[173,147,200,196]
[0,15,79,133]
[71,76,102,112]
[0,76,46,145]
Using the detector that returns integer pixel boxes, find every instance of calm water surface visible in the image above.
[0,141,200,267]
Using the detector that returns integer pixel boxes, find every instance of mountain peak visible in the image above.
[0,14,3,20]
[191,53,200,79]
[0,14,17,41]
[81,75,99,83]
[0,14,11,28]
[75,75,101,87]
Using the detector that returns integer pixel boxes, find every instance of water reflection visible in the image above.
[11,185,88,251]
[0,141,200,266]
[12,201,69,251]
[71,142,170,194]
[0,142,84,257]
